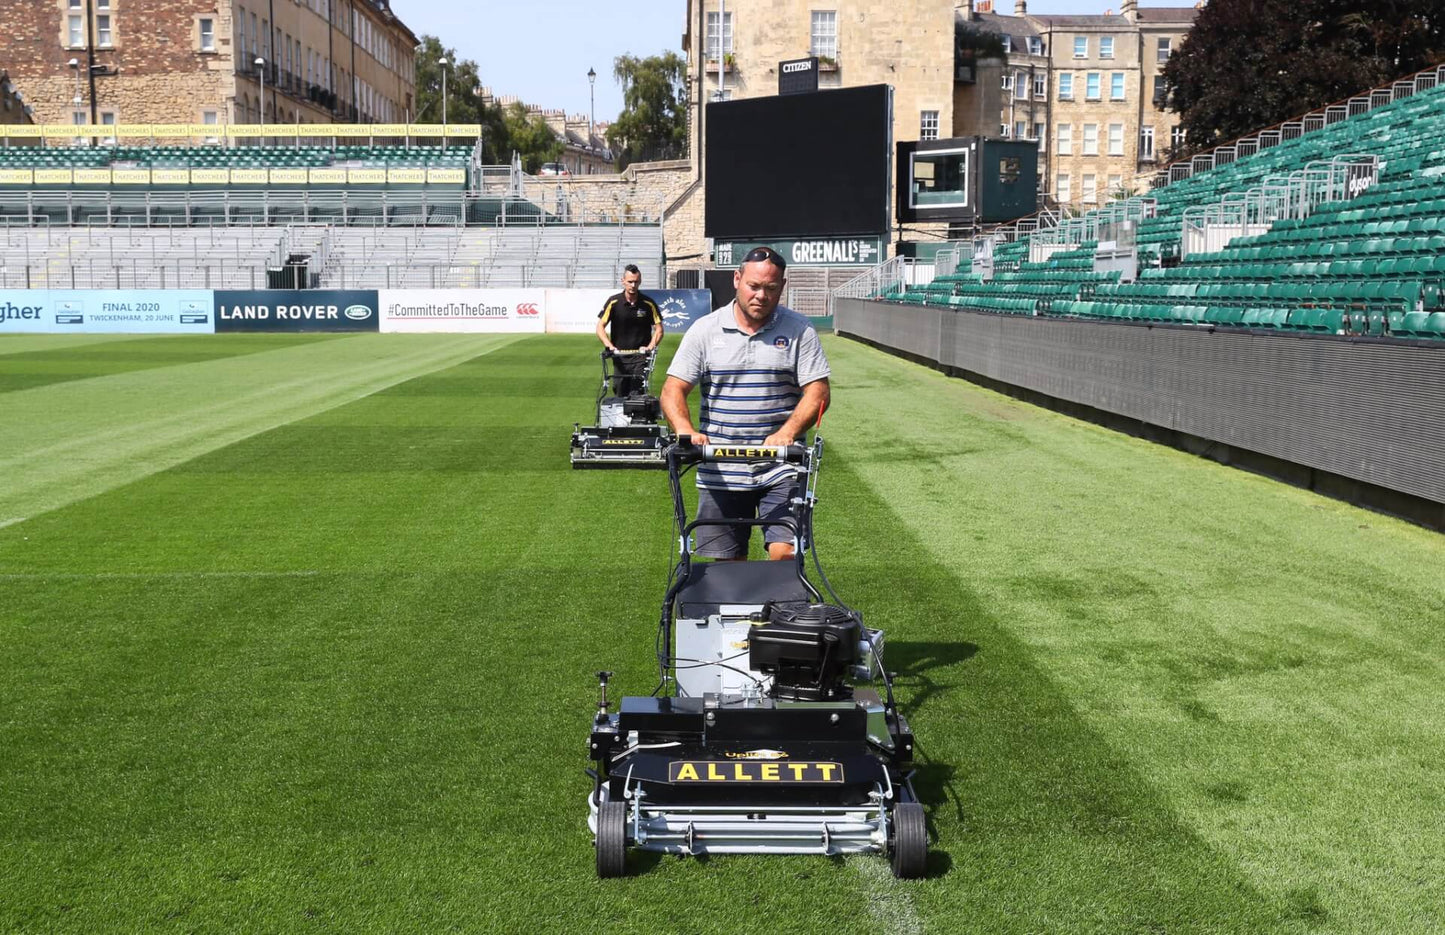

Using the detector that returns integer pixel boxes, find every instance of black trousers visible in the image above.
[611,352,647,397]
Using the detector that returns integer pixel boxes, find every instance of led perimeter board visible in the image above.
[705,84,892,242]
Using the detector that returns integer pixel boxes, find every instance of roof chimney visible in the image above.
[1015,0,1026,14]
[1121,0,1137,21]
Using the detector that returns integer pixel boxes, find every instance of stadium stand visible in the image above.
[859,65,1445,341]
[0,134,665,288]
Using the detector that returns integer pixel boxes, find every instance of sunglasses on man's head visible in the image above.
[742,247,787,271]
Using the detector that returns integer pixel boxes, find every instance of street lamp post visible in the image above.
[255,57,267,147]
[587,66,596,146]
[438,57,449,153]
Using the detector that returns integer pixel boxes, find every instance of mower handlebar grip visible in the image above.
[675,437,808,464]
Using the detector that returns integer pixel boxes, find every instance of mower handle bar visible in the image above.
[674,438,808,464]
[602,348,653,358]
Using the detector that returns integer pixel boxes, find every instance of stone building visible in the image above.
[479,90,616,175]
[0,0,417,134]
[961,0,1196,208]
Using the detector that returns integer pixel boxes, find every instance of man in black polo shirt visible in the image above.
[596,264,663,396]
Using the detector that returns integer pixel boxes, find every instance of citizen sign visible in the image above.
[782,61,814,73]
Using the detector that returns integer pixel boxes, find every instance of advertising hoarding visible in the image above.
[379,289,547,333]
[0,289,215,333]
[214,290,379,332]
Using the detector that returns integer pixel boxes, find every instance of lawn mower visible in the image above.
[569,348,671,469]
[585,437,927,877]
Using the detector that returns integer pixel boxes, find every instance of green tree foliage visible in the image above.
[502,103,564,174]
[413,35,562,169]
[1163,0,1443,159]
[606,52,688,169]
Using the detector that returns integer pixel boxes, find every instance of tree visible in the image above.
[606,52,688,169]
[413,36,506,158]
[413,35,565,170]
[1162,0,1443,160]
[502,102,564,174]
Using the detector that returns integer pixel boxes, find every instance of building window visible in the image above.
[199,18,215,51]
[1086,73,1100,100]
[68,14,84,47]
[810,11,836,59]
[1014,71,1027,99]
[99,110,116,145]
[1015,120,1026,139]
[1082,173,1097,203]
[705,11,733,59]
[1073,36,1087,58]
[1001,73,1014,92]
[1171,125,1186,152]
[96,14,112,47]
[1028,37,1043,55]
[1058,73,1073,100]
[1034,122,1044,144]
[1083,123,1098,155]
[1056,173,1071,202]
[1153,75,1168,107]
[1110,73,1125,100]
[1057,123,1072,155]
[1108,123,1123,155]
[1033,72,1046,97]
[1002,35,1011,54]
[1157,37,1172,62]
[1108,173,1122,197]
[920,110,938,141]
[1100,36,1114,59]
[1140,125,1155,160]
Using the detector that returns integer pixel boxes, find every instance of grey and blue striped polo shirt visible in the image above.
[667,303,830,490]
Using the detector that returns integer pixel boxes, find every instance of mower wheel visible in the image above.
[596,800,629,878]
[890,802,927,879]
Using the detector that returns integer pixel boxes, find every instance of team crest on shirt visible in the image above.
[773,335,790,350]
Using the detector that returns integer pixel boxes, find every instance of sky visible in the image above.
[392,1,1198,124]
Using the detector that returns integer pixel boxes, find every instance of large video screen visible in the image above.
[705,85,891,241]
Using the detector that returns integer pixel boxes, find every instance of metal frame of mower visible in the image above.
[585,438,927,878]
[569,348,672,469]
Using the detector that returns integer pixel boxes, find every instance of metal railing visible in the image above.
[1152,63,1445,188]
[832,255,914,307]
[1029,197,1158,250]
[1180,154,1378,258]
[0,184,668,229]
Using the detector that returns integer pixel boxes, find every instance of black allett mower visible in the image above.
[585,438,927,877]
[569,348,671,469]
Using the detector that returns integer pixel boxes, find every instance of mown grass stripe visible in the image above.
[821,335,1445,931]
[0,334,155,358]
[0,333,346,394]
[0,333,525,523]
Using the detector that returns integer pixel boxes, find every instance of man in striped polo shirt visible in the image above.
[661,246,831,560]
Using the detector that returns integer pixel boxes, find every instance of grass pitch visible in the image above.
[0,332,1442,933]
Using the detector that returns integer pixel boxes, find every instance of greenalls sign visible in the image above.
[715,237,885,268]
